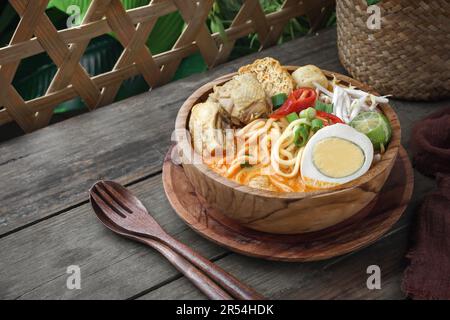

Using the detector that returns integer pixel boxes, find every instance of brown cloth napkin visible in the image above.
[402,107,450,300]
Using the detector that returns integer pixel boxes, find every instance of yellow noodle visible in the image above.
[207,117,311,192]
[236,120,265,137]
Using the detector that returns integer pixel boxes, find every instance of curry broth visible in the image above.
[205,157,317,193]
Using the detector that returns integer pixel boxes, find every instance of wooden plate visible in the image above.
[162,146,414,262]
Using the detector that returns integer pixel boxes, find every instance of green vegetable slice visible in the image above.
[315,100,333,114]
[286,112,299,123]
[311,118,324,133]
[271,93,288,109]
[299,107,316,120]
[294,125,310,147]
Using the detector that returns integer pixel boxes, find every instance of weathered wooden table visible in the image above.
[0,27,448,300]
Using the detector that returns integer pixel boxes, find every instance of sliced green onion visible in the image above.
[271,93,288,109]
[311,118,324,133]
[315,100,333,114]
[294,125,310,147]
[286,112,299,123]
[299,107,316,120]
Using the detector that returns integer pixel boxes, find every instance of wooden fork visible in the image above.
[89,180,264,300]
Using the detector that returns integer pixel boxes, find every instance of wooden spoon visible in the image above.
[90,195,231,300]
[89,180,264,300]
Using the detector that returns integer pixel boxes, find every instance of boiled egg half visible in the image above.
[301,123,374,189]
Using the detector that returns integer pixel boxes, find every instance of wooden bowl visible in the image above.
[175,67,401,234]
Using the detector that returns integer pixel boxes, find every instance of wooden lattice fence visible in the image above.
[0,0,334,133]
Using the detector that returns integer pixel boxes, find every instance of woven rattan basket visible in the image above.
[337,0,450,100]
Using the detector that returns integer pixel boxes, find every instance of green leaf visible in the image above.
[47,0,91,22]
[366,0,381,5]
[115,75,149,102]
[214,0,241,20]
[259,0,284,14]
[0,2,19,47]
[0,2,18,35]
[146,12,184,54]
[47,0,150,23]
[326,11,336,27]
[172,52,207,81]
[46,7,74,30]
[209,15,227,42]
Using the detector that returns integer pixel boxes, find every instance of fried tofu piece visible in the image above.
[238,57,295,98]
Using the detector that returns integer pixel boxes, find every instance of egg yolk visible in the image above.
[312,137,365,178]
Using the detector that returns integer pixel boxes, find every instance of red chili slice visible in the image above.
[270,88,317,119]
[315,110,344,124]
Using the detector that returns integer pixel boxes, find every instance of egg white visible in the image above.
[301,123,374,188]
